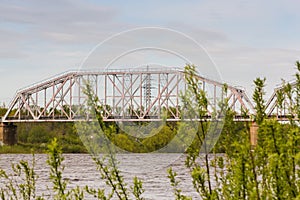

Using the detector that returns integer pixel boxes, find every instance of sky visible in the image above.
[1,0,300,106]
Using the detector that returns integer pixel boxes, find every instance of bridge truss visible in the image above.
[265,81,299,121]
[2,68,254,122]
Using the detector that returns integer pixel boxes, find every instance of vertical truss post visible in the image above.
[158,73,161,118]
[18,97,21,120]
[214,84,217,112]
[78,77,81,108]
[122,73,125,117]
[176,73,179,118]
[130,74,133,116]
[52,83,55,119]
[166,73,169,110]
[140,73,142,117]
[104,74,107,106]
[44,88,46,115]
[113,75,115,114]
[70,78,73,118]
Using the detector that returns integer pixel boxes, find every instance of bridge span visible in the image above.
[1,67,254,123]
[0,67,298,145]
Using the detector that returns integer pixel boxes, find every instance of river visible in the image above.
[0,153,210,199]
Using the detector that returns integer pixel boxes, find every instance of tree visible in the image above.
[295,61,300,119]
[253,77,266,124]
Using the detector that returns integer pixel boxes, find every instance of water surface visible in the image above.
[0,153,206,199]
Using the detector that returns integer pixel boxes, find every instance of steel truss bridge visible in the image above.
[265,81,299,121]
[1,67,298,123]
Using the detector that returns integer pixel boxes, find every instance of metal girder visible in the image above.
[2,68,255,122]
[265,81,299,121]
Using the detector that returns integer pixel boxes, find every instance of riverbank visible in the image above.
[0,142,88,154]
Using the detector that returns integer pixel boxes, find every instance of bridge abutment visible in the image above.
[250,122,258,146]
[0,123,17,145]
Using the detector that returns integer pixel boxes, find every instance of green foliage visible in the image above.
[0,143,38,153]
[47,138,68,199]
[1,122,87,154]
[257,120,299,199]
[0,107,7,117]
[168,168,191,200]
[253,77,266,124]
[181,64,219,199]
[27,125,50,143]
[183,64,208,119]
[216,119,300,199]
[131,177,145,200]
[141,125,175,152]
[0,154,44,200]
[276,89,284,110]
[295,61,300,119]
[171,64,300,200]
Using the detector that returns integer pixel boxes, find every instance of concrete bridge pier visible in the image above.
[250,122,258,146]
[0,122,17,145]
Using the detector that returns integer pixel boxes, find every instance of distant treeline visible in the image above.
[0,116,248,154]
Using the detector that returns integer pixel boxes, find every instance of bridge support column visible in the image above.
[0,123,17,145]
[250,122,258,146]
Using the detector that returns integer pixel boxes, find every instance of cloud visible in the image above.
[0,0,116,25]
[0,0,121,44]
[0,28,27,58]
[0,0,300,105]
